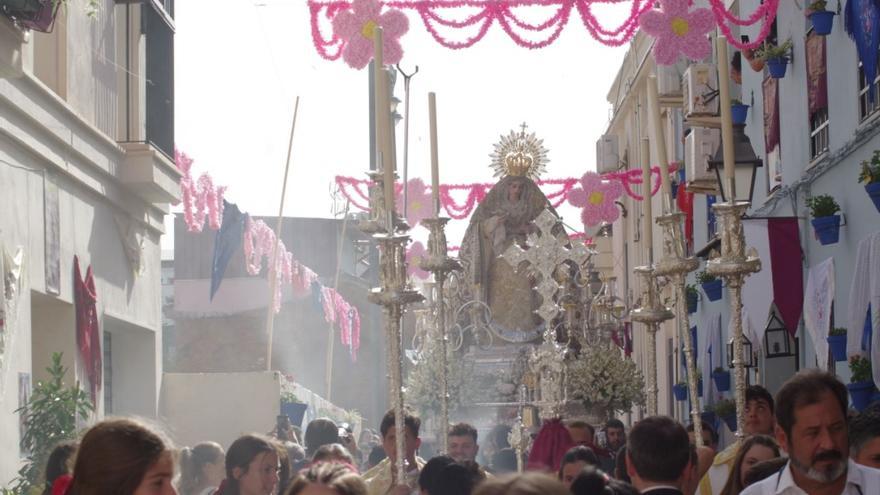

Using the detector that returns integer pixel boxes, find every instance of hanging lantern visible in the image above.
[727,334,756,368]
[764,311,794,358]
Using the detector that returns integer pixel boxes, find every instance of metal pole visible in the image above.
[265,96,300,370]
[324,203,351,400]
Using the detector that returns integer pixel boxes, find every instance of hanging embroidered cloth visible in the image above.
[845,0,880,102]
[805,32,828,117]
[804,258,835,370]
[763,76,780,153]
[0,244,24,398]
[74,256,102,403]
[846,232,880,387]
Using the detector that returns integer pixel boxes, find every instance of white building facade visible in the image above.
[0,0,177,483]
[603,0,880,428]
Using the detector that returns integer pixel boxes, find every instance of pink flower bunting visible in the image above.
[397,178,432,228]
[332,0,409,70]
[567,172,624,228]
[406,241,429,280]
[639,0,714,65]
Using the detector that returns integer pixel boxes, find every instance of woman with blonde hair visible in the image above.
[285,463,366,495]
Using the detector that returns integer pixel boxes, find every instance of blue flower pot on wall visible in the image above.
[702,279,723,301]
[810,11,835,35]
[848,382,876,412]
[826,335,848,362]
[767,57,788,78]
[712,369,731,392]
[731,104,750,124]
[701,411,717,427]
[866,182,880,213]
[721,414,738,432]
[673,384,688,401]
[811,215,841,245]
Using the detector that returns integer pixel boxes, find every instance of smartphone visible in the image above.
[741,35,750,43]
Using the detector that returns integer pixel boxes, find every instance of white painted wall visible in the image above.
[160,372,282,451]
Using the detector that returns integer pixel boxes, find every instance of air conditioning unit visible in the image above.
[596,135,620,174]
[685,127,720,185]
[683,64,719,119]
[657,64,682,97]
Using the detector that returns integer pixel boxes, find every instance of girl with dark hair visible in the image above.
[569,466,638,495]
[64,418,176,495]
[217,435,281,495]
[558,446,600,488]
[42,442,77,495]
[718,435,780,495]
[179,442,225,495]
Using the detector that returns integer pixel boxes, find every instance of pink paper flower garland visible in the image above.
[334,163,678,221]
[405,241,430,280]
[397,178,433,227]
[639,0,714,65]
[175,150,226,233]
[309,0,779,58]
[331,0,409,69]
[566,172,624,227]
[176,150,361,359]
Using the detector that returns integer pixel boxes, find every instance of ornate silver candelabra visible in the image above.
[629,266,674,415]
[705,202,760,441]
[653,211,702,445]
[369,231,424,482]
[418,216,461,453]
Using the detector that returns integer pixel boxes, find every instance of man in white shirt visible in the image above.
[742,370,880,495]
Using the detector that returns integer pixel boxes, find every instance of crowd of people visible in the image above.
[34,369,880,495]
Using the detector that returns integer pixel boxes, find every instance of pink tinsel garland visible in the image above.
[176,150,226,233]
[176,149,361,361]
[308,0,777,56]
[334,163,678,220]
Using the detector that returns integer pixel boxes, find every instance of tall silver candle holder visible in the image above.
[653,211,702,445]
[705,201,760,441]
[630,266,674,415]
[418,216,460,453]
[369,231,424,483]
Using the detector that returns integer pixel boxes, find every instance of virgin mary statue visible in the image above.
[458,125,555,343]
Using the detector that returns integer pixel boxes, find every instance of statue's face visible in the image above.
[508,180,524,202]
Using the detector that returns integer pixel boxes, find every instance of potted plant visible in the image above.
[742,47,765,72]
[859,150,880,213]
[673,381,688,401]
[12,353,93,493]
[827,327,848,362]
[847,355,877,411]
[712,366,731,392]
[731,98,750,125]
[713,398,738,432]
[806,194,842,245]
[0,0,99,32]
[697,271,723,302]
[686,284,699,314]
[806,0,835,35]
[756,39,794,79]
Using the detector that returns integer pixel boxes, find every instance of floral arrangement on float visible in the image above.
[566,346,645,419]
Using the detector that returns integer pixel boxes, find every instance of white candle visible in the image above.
[646,74,673,213]
[428,92,440,217]
[716,36,736,202]
[373,27,395,221]
[641,138,653,265]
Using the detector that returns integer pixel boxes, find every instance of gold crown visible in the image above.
[490,123,549,179]
[504,151,534,177]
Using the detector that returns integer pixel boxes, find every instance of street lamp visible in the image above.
[764,310,795,358]
[707,124,763,203]
[727,335,756,368]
